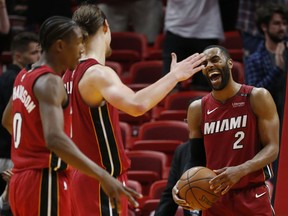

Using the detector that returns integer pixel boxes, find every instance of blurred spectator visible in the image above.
[245,2,288,127]
[97,0,163,45]
[236,0,269,58]
[0,31,40,195]
[162,0,224,91]
[0,0,10,34]
[237,0,288,58]
[26,0,72,31]
[0,169,13,216]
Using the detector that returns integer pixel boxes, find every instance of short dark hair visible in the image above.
[203,45,231,59]
[256,3,288,35]
[72,4,106,39]
[10,32,39,54]
[39,16,79,52]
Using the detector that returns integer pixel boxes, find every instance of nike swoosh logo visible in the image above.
[255,192,266,198]
[207,107,218,115]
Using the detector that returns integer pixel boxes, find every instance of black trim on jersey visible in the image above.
[100,188,119,216]
[263,164,274,180]
[90,104,121,177]
[50,152,67,171]
[62,89,69,109]
[40,169,58,216]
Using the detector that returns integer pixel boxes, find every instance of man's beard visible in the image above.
[206,64,230,91]
[268,30,286,43]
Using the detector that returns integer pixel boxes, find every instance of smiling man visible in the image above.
[173,45,279,216]
[245,2,288,125]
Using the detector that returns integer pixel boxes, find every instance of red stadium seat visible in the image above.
[221,31,243,49]
[156,110,187,121]
[146,34,164,60]
[149,179,167,199]
[127,60,163,84]
[126,150,168,195]
[119,111,152,128]
[127,180,143,194]
[137,120,189,142]
[140,199,160,216]
[163,91,208,111]
[232,61,245,84]
[220,31,244,62]
[105,60,123,76]
[108,32,148,72]
[131,140,182,165]
[120,121,133,150]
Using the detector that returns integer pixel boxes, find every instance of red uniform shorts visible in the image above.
[203,183,274,216]
[70,169,128,216]
[9,168,71,216]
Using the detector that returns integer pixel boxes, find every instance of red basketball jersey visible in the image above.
[63,59,130,177]
[201,85,273,189]
[12,66,68,172]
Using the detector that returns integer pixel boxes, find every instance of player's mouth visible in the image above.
[208,70,222,84]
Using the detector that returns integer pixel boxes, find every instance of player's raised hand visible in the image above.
[169,52,206,82]
[100,172,143,214]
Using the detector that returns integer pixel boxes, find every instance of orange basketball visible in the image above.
[176,166,220,210]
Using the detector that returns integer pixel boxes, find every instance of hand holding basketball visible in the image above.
[173,166,220,210]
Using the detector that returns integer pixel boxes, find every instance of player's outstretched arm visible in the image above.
[85,52,206,117]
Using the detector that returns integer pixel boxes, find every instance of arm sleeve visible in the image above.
[185,138,206,171]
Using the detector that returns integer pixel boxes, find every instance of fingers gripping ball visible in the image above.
[177,166,220,210]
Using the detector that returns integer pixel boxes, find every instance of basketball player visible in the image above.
[1,16,141,216]
[62,4,206,216]
[173,45,279,216]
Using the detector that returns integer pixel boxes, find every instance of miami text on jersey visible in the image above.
[204,115,247,134]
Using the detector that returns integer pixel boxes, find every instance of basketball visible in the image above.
[176,166,220,210]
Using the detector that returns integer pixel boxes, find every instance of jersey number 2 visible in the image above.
[233,131,244,149]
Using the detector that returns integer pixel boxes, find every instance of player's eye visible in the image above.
[201,61,208,67]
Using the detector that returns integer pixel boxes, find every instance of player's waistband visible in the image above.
[50,152,68,171]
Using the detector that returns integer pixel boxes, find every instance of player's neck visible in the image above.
[85,40,106,65]
[212,81,241,103]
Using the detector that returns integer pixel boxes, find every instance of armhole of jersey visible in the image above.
[31,71,54,102]
[246,86,257,120]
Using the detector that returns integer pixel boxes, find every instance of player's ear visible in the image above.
[53,39,65,53]
[261,23,267,33]
[228,58,233,69]
[103,19,109,33]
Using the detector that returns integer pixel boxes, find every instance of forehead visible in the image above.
[203,47,223,59]
[270,13,286,22]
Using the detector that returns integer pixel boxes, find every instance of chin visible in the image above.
[106,47,112,58]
